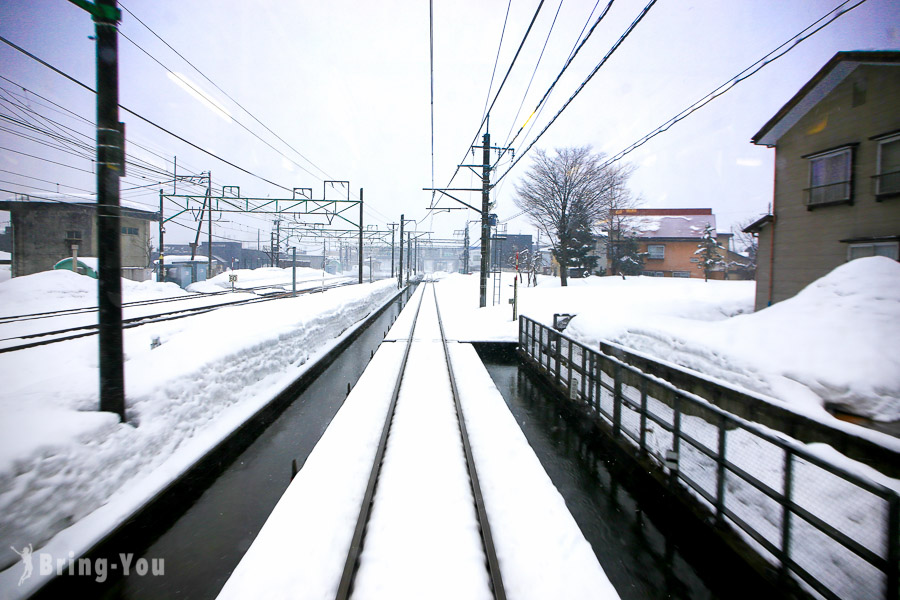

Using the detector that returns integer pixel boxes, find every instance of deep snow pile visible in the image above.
[567,257,900,421]
[436,271,754,343]
[0,273,397,576]
[0,269,189,316]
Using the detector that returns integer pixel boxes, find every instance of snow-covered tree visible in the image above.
[695,223,724,282]
[514,146,633,286]
[610,236,644,277]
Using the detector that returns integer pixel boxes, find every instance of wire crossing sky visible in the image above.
[0,0,897,248]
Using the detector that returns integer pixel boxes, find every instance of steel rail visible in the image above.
[0,280,360,353]
[335,282,426,599]
[0,276,356,324]
[431,283,506,600]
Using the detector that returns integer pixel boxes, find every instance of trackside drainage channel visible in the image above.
[474,343,777,600]
[34,286,415,600]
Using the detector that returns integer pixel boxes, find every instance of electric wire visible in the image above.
[598,0,870,169]
[426,0,546,219]
[118,30,326,183]
[0,34,296,195]
[493,0,657,187]
[118,2,334,181]
[499,0,565,153]
[480,0,513,126]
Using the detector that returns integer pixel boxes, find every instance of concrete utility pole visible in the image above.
[388,222,397,278]
[292,247,297,296]
[398,214,404,289]
[406,233,412,285]
[358,188,364,284]
[208,171,213,275]
[82,0,127,421]
[480,131,490,308]
[158,189,164,282]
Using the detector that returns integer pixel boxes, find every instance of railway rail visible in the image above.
[0,278,359,353]
[0,275,354,324]
[336,281,505,599]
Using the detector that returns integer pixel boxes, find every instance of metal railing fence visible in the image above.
[519,316,899,600]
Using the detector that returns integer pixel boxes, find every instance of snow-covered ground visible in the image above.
[437,257,899,423]
[0,257,896,597]
[185,265,352,293]
[219,284,618,600]
[0,268,398,597]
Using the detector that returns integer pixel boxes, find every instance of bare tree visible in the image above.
[732,216,761,276]
[514,146,633,286]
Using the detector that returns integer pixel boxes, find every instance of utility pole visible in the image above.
[398,214,404,289]
[71,0,126,421]
[389,222,397,278]
[275,218,281,269]
[292,247,297,296]
[406,233,412,285]
[358,188,364,284]
[207,171,212,276]
[480,130,490,308]
[158,189,164,283]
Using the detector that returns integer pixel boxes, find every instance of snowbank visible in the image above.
[0,269,188,318]
[187,266,342,293]
[568,257,900,421]
[0,276,397,578]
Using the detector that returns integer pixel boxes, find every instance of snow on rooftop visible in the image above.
[624,214,716,238]
[3,194,157,215]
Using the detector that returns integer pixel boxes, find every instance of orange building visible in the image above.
[610,208,751,279]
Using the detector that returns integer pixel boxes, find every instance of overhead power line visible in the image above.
[0,34,295,194]
[598,0,869,169]
[480,0,513,125]
[118,2,334,182]
[427,0,546,218]
[493,0,657,186]
[118,30,326,183]
[496,0,614,164]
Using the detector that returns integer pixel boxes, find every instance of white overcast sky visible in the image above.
[1,0,898,252]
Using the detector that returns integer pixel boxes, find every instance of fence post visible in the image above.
[716,413,727,524]
[780,449,795,582]
[613,362,622,437]
[670,393,682,486]
[887,493,899,600]
[639,378,648,454]
[554,333,562,386]
[587,351,595,410]
[579,344,586,401]
[567,337,574,396]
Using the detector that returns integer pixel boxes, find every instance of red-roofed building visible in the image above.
[603,208,752,279]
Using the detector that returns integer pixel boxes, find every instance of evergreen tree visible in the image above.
[695,223,724,281]
[611,236,644,276]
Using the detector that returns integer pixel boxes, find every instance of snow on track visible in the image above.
[352,285,490,599]
[219,281,618,599]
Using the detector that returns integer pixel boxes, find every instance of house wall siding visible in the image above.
[768,64,900,307]
[639,240,704,277]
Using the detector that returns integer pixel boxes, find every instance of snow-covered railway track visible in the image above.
[336,281,505,599]
[0,280,358,353]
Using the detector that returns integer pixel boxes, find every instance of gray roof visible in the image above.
[623,214,716,239]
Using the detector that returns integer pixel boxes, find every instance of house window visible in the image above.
[122,227,139,235]
[876,135,900,197]
[647,244,665,260]
[65,230,81,240]
[848,242,899,261]
[806,146,852,206]
[641,271,664,277]
[672,271,691,278]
